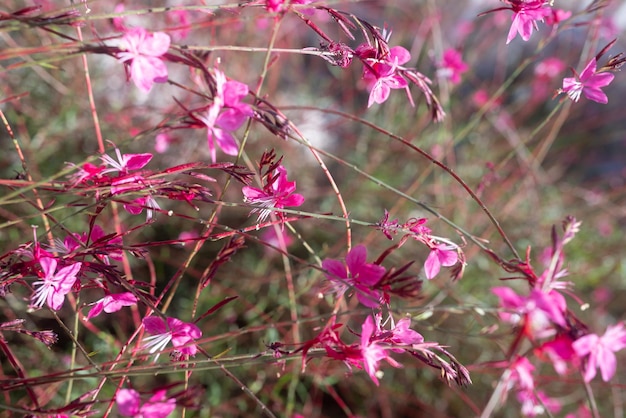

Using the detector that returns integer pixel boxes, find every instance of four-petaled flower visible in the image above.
[572,322,626,382]
[86,292,138,319]
[31,257,82,310]
[322,245,386,308]
[562,58,615,104]
[141,316,202,361]
[242,165,304,223]
[117,27,171,92]
[116,388,176,418]
[362,46,412,107]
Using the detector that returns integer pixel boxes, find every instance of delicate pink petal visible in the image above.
[123,153,152,170]
[346,245,368,273]
[140,32,171,56]
[582,88,609,104]
[216,109,247,131]
[597,348,616,382]
[241,186,265,201]
[356,287,382,308]
[389,46,411,65]
[143,316,167,334]
[322,259,348,280]
[424,250,441,280]
[213,129,239,156]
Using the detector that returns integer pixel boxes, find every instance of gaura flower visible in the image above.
[117,27,171,92]
[561,58,615,104]
[322,245,386,308]
[141,316,202,361]
[31,257,82,310]
[86,292,138,319]
[242,165,304,223]
[573,322,626,382]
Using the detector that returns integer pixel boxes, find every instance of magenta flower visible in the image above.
[117,27,171,92]
[424,243,458,280]
[388,317,424,346]
[86,292,138,319]
[31,258,82,310]
[562,58,615,104]
[362,46,412,107]
[242,165,304,223]
[116,388,176,418]
[360,315,401,385]
[505,1,551,44]
[322,245,386,308]
[437,49,468,85]
[371,313,424,346]
[141,316,202,361]
[572,322,626,382]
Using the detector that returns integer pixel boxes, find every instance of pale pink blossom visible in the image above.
[31,258,82,310]
[573,322,626,382]
[117,27,171,92]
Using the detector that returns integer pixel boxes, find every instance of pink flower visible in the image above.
[572,322,626,382]
[31,258,82,310]
[117,27,171,92]
[437,49,468,85]
[322,245,386,308]
[141,316,202,361]
[86,292,138,319]
[492,287,566,339]
[424,243,458,280]
[562,58,615,104]
[198,69,252,162]
[116,388,176,418]
[388,317,424,345]
[362,46,412,107]
[101,147,152,175]
[360,315,401,385]
[242,165,304,223]
[505,1,551,44]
